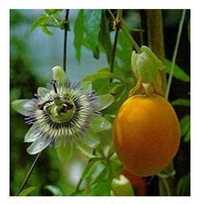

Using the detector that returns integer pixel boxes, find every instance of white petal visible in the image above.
[12,99,37,116]
[24,124,41,143]
[27,135,53,155]
[37,87,50,98]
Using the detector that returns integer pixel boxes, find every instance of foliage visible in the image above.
[31,9,64,35]
[19,186,37,196]
[176,174,190,196]
[180,115,190,143]
[164,59,190,82]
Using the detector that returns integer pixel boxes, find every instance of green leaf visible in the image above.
[92,79,110,95]
[96,94,115,111]
[74,10,84,61]
[172,98,190,107]
[99,10,112,62]
[56,142,74,163]
[83,68,124,82]
[83,68,126,96]
[74,160,112,196]
[90,116,112,132]
[84,161,106,183]
[110,153,123,177]
[164,59,190,82]
[19,186,37,196]
[116,24,133,70]
[44,185,63,196]
[44,9,63,15]
[41,26,53,35]
[31,10,62,35]
[31,15,49,32]
[81,130,100,148]
[90,168,111,195]
[176,174,190,195]
[44,10,62,26]
[180,115,190,142]
[84,10,102,54]
[83,68,112,81]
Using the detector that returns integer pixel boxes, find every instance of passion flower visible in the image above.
[12,66,113,155]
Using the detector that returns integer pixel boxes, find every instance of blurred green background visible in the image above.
[10,9,190,196]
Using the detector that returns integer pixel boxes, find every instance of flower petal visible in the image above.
[96,94,115,111]
[27,135,53,155]
[80,81,92,93]
[37,87,50,98]
[24,124,42,143]
[12,99,37,116]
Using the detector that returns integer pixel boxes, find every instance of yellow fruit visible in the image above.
[113,94,180,176]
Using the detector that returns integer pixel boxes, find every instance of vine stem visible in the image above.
[110,26,120,74]
[16,152,41,195]
[109,10,122,76]
[63,9,70,72]
[165,10,186,100]
[108,10,141,53]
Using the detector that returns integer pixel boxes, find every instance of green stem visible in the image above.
[63,9,69,72]
[76,143,96,159]
[16,153,41,195]
[165,10,186,100]
[159,177,172,196]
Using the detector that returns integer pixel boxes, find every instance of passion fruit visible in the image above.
[113,94,180,176]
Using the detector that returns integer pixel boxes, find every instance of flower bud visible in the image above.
[131,46,164,83]
[52,65,66,84]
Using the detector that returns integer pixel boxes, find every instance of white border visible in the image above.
[1,1,200,204]
[5,0,193,9]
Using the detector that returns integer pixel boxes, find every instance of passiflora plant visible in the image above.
[11,9,190,196]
